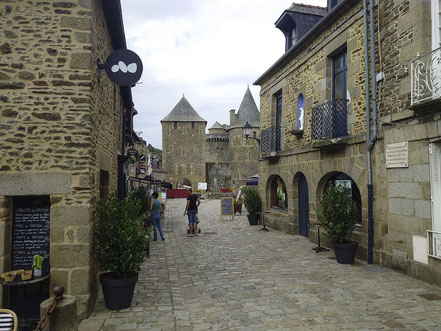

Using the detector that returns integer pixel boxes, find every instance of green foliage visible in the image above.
[128,186,151,217]
[33,255,44,269]
[317,183,358,243]
[242,186,262,215]
[96,193,151,279]
[147,144,162,159]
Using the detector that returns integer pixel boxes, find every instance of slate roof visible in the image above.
[161,95,206,122]
[209,121,225,130]
[286,3,327,16]
[229,86,260,129]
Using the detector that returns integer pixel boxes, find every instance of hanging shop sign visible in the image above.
[139,167,146,175]
[128,149,139,163]
[104,49,143,86]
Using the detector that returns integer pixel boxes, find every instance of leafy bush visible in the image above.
[242,186,262,215]
[128,186,151,217]
[96,193,150,279]
[317,183,358,243]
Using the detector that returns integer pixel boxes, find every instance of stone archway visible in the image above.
[317,172,362,227]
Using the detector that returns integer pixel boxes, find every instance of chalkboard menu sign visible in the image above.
[220,197,234,220]
[12,206,50,273]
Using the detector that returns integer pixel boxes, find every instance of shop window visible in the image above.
[271,176,287,210]
[324,173,362,227]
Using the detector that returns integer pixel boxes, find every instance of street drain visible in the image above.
[418,293,441,301]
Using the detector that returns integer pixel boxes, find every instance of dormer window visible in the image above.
[290,25,296,48]
[275,5,326,53]
[329,0,343,11]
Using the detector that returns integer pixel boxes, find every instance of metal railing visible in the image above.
[260,126,281,153]
[311,99,348,140]
[411,47,441,105]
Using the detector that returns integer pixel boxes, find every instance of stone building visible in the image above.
[0,0,137,317]
[162,87,260,190]
[255,0,441,286]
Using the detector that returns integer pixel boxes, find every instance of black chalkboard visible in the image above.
[12,206,50,273]
[221,197,234,217]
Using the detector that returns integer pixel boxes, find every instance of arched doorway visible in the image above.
[322,172,362,228]
[177,178,192,189]
[298,173,309,237]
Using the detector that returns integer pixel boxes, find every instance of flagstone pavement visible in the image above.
[79,198,441,330]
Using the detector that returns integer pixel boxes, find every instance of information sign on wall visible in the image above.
[386,142,408,168]
[198,182,207,190]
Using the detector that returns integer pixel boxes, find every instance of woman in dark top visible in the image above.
[184,188,200,237]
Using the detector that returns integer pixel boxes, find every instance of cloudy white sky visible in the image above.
[121,0,327,149]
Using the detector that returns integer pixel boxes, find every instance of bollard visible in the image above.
[39,286,78,331]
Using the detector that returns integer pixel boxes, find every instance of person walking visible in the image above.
[150,192,165,241]
[184,188,200,237]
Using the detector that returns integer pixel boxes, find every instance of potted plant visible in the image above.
[242,186,262,225]
[96,193,151,310]
[33,255,44,277]
[317,183,358,264]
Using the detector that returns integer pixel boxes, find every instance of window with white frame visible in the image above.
[430,142,441,230]
[431,0,441,49]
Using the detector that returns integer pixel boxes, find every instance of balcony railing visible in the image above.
[411,47,441,105]
[261,126,281,153]
[311,99,348,140]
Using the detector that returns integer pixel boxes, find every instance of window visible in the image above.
[192,121,195,129]
[275,91,282,152]
[287,25,296,49]
[271,176,287,209]
[431,0,441,49]
[329,0,343,10]
[174,122,177,130]
[430,142,441,231]
[333,51,347,100]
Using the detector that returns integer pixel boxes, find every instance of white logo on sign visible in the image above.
[111,61,138,73]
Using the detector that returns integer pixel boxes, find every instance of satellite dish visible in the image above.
[104,49,143,86]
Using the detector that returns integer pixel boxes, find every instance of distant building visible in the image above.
[161,87,260,190]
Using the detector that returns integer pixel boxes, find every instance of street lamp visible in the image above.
[243,122,260,145]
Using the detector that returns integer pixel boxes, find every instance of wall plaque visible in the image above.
[386,142,408,168]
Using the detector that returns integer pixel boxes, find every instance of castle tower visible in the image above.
[205,122,230,190]
[228,86,260,186]
[161,95,207,189]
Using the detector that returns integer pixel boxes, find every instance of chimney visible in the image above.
[230,109,236,126]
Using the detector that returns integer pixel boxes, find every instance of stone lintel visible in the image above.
[0,172,71,195]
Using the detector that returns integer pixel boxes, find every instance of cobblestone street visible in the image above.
[80,199,441,330]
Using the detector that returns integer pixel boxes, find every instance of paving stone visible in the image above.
[81,198,441,330]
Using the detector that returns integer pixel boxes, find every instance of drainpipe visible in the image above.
[363,0,378,265]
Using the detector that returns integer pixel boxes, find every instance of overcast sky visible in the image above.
[121,0,327,149]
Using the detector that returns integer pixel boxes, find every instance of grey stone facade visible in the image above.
[255,0,441,287]
[0,0,136,317]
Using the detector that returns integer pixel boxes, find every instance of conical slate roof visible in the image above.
[161,95,206,122]
[230,86,260,129]
[209,121,225,130]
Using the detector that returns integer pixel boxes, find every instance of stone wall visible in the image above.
[205,138,230,189]
[162,121,206,189]
[0,0,125,316]
[228,128,260,186]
